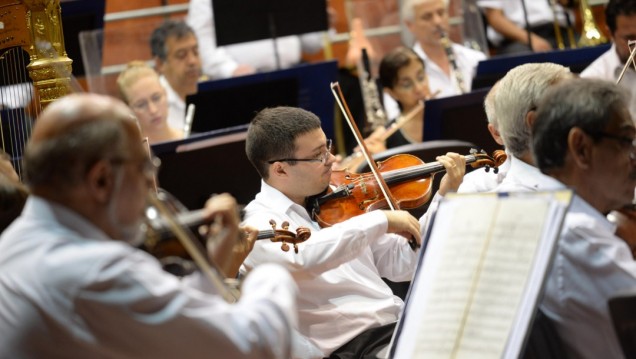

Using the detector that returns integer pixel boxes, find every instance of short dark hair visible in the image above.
[246,107,322,180]
[606,0,636,34]
[150,20,195,61]
[378,46,425,89]
[532,78,630,172]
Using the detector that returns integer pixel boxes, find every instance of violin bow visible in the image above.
[331,82,419,250]
[331,82,400,211]
[616,40,636,85]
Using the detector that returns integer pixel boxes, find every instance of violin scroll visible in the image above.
[469,149,507,174]
[266,220,311,254]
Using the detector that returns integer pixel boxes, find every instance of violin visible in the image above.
[608,204,636,258]
[143,190,310,291]
[143,210,311,258]
[308,149,507,228]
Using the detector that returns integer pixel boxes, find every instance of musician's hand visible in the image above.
[201,193,245,277]
[529,33,552,52]
[437,152,466,196]
[362,134,387,155]
[383,210,421,245]
[222,225,258,278]
[232,64,256,77]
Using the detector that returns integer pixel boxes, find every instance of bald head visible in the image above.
[24,94,142,194]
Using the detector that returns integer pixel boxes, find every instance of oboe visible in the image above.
[438,28,466,94]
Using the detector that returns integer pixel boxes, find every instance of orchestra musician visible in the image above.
[334,46,431,171]
[477,0,576,54]
[580,0,636,118]
[489,62,574,193]
[532,78,636,358]
[117,61,183,144]
[401,0,487,99]
[0,93,298,358]
[457,80,511,193]
[0,150,27,233]
[241,106,465,358]
[150,20,202,133]
[369,46,431,152]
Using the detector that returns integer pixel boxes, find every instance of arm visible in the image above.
[76,249,297,359]
[186,0,241,79]
[483,8,552,52]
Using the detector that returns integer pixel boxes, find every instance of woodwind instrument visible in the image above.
[358,48,388,132]
[438,27,466,94]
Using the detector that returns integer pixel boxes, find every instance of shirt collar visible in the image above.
[23,196,112,242]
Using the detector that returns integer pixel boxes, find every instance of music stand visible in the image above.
[212,0,328,70]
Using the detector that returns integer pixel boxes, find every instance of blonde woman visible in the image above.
[117,61,183,144]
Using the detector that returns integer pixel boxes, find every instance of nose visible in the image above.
[325,151,337,166]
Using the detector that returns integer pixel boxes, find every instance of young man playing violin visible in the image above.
[242,106,465,358]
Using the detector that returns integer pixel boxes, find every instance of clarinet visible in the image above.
[438,28,466,94]
[357,48,388,132]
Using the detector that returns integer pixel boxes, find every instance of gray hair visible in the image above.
[484,81,500,128]
[494,63,573,158]
[246,107,322,180]
[150,20,195,61]
[532,78,631,171]
[401,0,449,22]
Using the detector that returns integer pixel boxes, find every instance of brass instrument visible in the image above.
[548,0,576,49]
[577,0,608,47]
[438,27,466,94]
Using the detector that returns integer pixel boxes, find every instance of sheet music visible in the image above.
[391,191,571,359]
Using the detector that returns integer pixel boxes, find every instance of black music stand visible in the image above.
[212,0,328,70]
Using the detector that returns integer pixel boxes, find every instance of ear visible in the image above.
[568,127,593,170]
[154,57,165,75]
[269,162,289,180]
[85,160,116,204]
[487,123,504,146]
[525,109,537,130]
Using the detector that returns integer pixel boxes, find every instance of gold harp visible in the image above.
[0,0,73,177]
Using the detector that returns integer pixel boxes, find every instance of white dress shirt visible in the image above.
[187,0,324,75]
[240,181,420,357]
[0,196,297,359]
[159,75,186,132]
[413,42,487,99]
[457,153,511,193]
[477,0,569,46]
[384,41,486,120]
[535,176,631,359]
[494,155,550,192]
[580,43,636,119]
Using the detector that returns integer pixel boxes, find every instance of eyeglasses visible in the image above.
[592,132,636,158]
[131,92,165,112]
[267,139,332,165]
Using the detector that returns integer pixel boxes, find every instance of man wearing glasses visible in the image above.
[242,106,465,358]
[0,93,298,358]
[532,78,636,358]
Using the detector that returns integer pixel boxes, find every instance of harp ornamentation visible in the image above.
[0,0,73,177]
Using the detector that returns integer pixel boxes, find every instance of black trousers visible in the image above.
[327,322,396,359]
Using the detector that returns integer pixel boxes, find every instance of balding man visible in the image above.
[0,93,297,358]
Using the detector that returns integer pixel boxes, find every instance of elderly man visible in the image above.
[532,78,636,358]
[0,93,297,358]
